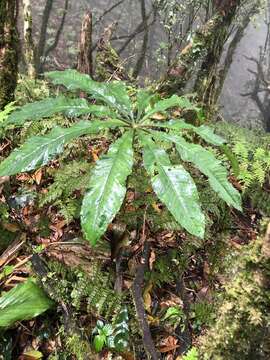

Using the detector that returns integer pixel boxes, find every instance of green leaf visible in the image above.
[152,131,242,211]
[81,130,134,245]
[155,119,225,146]
[221,144,240,177]
[46,70,132,118]
[0,279,53,328]
[176,137,242,211]
[113,306,129,351]
[163,306,184,321]
[101,324,113,337]
[136,89,155,120]
[0,102,17,125]
[139,133,205,238]
[22,350,43,359]
[93,334,106,352]
[0,120,124,176]
[141,95,196,123]
[182,348,199,360]
[193,125,226,146]
[6,97,99,127]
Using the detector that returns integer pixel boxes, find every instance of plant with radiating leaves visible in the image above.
[0,70,241,245]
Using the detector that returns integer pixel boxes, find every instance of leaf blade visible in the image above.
[141,95,196,123]
[6,97,97,127]
[154,119,226,146]
[0,120,123,176]
[139,133,205,238]
[46,70,132,118]
[151,131,242,211]
[81,130,134,245]
[0,279,53,328]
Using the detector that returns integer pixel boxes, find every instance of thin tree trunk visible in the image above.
[23,0,36,79]
[0,0,19,110]
[35,0,53,74]
[43,0,69,60]
[157,0,242,98]
[77,11,93,76]
[133,0,149,78]
[193,1,260,112]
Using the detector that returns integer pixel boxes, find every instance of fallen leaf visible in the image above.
[159,336,179,353]
[150,113,166,120]
[149,250,156,270]
[2,222,20,232]
[33,169,42,185]
[19,350,43,360]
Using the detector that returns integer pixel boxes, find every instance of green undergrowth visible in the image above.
[215,122,270,190]
[199,222,270,359]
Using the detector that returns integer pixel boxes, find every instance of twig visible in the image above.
[0,236,26,268]
[93,0,127,27]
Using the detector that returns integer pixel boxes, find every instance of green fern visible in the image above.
[215,122,270,189]
[183,348,199,360]
[39,161,92,222]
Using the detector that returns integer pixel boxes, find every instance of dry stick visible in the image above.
[132,241,160,360]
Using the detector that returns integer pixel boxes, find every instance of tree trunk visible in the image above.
[77,11,93,76]
[0,0,19,110]
[35,0,53,74]
[214,3,259,105]
[157,1,242,102]
[133,0,149,78]
[23,0,36,79]
[194,1,261,113]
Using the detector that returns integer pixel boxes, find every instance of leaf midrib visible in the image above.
[92,132,132,228]
[155,164,191,218]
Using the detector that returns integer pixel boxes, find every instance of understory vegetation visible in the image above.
[0,0,270,359]
[0,73,269,359]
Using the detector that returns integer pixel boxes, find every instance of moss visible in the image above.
[199,230,270,359]
[64,333,93,360]
[0,0,19,109]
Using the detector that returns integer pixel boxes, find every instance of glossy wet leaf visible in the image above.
[113,306,129,351]
[46,70,132,118]
[136,89,155,120]
[141,95,195,122]
[140,133,205,238]
[81,130,134,245]
[0,279,53,328]
[155,119,225,146]
[152,131,242,211]
[6,97,97,127]
[0,120,124,176]
[176,137,242,211]
[193,125,226,146]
